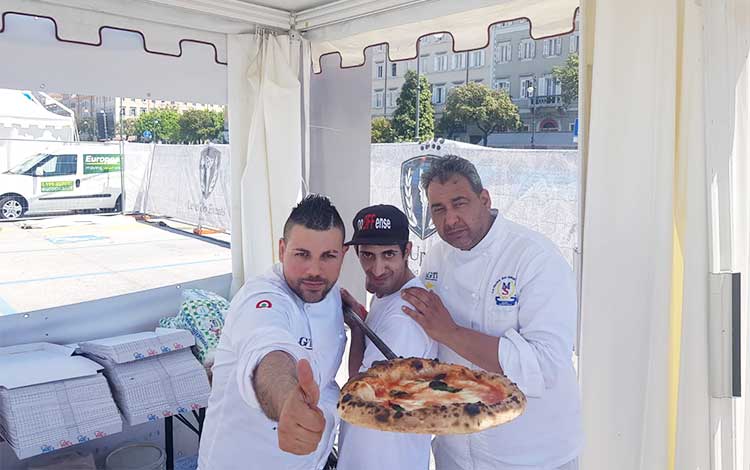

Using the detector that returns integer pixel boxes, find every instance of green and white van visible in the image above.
[0,145,122,219]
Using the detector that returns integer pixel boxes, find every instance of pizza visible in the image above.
[337,357,526,434]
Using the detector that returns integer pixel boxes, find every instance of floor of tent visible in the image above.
[0,213,231,315]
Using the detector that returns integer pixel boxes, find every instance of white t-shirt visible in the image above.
[336,277,438,470]
[421,211,583,470]
[198,264,346,470]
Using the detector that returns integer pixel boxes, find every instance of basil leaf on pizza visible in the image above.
[337,357,526,434]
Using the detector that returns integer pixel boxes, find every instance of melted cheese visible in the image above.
[360,375,505,412]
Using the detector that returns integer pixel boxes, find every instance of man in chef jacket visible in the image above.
[198,195,348,470]
[401,155,583,470]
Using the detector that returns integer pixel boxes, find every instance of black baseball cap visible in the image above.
[345,204,410,246]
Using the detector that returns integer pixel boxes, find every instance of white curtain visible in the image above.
[227,33,311,292]
[578,0,749,469]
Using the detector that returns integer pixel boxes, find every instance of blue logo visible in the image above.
[425,271,439,281]
[493,277,518,306]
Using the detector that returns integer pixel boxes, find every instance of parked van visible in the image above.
[0,145,122,219]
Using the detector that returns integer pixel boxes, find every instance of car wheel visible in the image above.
[114,195,122,212]
[0,196,25,220]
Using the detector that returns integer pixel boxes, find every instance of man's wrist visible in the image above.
[349,325,365,340]
[436,324,463,347]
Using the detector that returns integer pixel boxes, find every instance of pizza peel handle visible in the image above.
[343,307,398,360]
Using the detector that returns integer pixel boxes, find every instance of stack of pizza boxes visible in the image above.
[0,343,122,459]
[79,328,211,425]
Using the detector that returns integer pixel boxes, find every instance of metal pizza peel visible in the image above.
[343,307,398,360]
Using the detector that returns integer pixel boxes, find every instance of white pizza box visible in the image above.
[0,343,102,390]
[86,346,210,426]
[0,343,122,460]
[0,375,122,459]
[78,328,195,364]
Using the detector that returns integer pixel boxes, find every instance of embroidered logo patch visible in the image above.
[255,300,273,309]
[493,277,518,306]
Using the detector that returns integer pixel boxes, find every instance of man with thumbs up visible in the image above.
[198,195,349,470]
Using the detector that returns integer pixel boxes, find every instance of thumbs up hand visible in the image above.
[277,359,326,455]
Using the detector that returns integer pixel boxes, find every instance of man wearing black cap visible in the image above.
[336,204,437,470]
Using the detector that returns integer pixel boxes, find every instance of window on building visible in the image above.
[520,76,534,98]
[129,107,137,116]
[569,34,580,53]
[373,90,384,108]
[432,84,446,104]
[387,88,398,107]
[496,41,512,63]
[434,54,449,72]
[494,79,511,95]
[376,62,384,79]
[469,50,485,68]
[543,37,563,57]
[452,53,465,70]
[420,55,430,72]
[390,63,397,77]
[140,107,147,114]
[518,39,536,60]
[540,119,560,131]
[539,75,562,96]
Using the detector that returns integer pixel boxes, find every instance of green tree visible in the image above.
[435,112,464,140]
[134,107,180,143]
[552,53,579,110]
[442,83,521,146]
[371,117,396,143]
[119,118,137,141]
[391,70,434,142]
[179,109,225,143]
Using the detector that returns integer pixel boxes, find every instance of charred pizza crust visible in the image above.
[337,357,526,434]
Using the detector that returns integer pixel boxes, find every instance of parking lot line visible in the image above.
[0,258,232,287]
[0,296,16,315]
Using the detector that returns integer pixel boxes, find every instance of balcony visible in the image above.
[532,95,562,106]
[512,94,565,108]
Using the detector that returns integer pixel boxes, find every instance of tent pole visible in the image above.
[415,39,421,141]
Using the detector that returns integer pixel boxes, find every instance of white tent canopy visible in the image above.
[2,0,578,74]
[0,88,75,171]
[1,1,749,470]
[0,89,74,129]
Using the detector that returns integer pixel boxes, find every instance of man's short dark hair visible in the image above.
[420,155,484,194]
[283,194,345,240]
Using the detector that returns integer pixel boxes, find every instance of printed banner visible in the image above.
[41,180,74,192]
[371,140,579,270]
[83,154,122,174]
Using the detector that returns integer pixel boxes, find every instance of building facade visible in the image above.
[115,98,223,120]
[370,19,580,148]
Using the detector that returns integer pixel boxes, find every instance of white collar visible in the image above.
[450,209,505,261]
